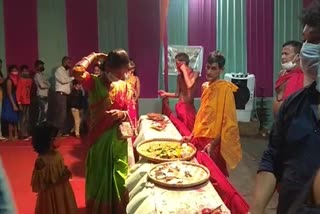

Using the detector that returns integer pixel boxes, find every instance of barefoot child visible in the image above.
[31,123,77,214]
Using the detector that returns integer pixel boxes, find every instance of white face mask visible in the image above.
[124,73,129,80]
[281,55,298,70]
[300,42,320,91]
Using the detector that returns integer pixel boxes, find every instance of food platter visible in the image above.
[150,120,169,131]
[136,138,196,163]
[147,113,165,121]
[148,161,210,188]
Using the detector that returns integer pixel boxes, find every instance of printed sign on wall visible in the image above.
[165,45,204,76]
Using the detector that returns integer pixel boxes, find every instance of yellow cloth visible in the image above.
[193,80,242,169]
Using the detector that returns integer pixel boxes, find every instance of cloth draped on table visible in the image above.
[162,98,194,136]
[197,152,250,214]
[192,137,228,176]
[83,74,134,214]
[175,100,196,131]
[275,67,304,101]
[193,80,242,171]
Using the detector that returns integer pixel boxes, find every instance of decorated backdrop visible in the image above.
[0,0,314,98]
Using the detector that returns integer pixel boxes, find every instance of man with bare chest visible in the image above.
[159,53,199,135]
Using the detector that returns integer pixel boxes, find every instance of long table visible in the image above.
[126,115,230,214]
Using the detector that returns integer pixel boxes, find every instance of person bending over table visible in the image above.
[73,49,135,214]
[185,51,242,177]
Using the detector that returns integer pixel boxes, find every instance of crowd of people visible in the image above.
[0,50,141,213]
[0,55,140,142]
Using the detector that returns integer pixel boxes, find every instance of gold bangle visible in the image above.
[121,111,127,121]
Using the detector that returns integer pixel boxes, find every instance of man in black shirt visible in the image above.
[68,80,83,138]
[251,1,320,213]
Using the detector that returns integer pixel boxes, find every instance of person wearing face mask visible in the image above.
[53,56,74,137]
[16,65,33,140]
[158,52,199,136]
[72,49,135,213]
[2,65,20,141]
[251,1,320,213]
[92,63,101,76]
[34,60,50,125]
[273,41,304,117]
[125,59,140,122]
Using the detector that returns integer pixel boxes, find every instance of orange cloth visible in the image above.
[193,80,242,169]
[31,150,77,214]
[16,77,32,105]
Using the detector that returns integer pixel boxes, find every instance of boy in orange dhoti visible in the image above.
[188,51,242,176]
[159,53,199,135]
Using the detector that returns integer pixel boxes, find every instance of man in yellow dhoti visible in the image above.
[190,51,242,176]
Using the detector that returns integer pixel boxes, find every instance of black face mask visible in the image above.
[64,65,71,70]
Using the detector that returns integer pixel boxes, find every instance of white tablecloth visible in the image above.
[133,115,182,147]
[127,115,230,214]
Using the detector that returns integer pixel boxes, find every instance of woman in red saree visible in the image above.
[125,59,140,126]
[73,50,134,214]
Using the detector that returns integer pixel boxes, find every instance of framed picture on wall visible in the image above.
[165,45,204,76]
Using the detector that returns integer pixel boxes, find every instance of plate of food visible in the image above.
[147,113,165,121]
[148,161,210,188]
[136,138,196,163]
[150,120,169,131]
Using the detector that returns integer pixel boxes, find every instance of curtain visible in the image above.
[66,0,99,62]
[0,0,6,74]
[303,0,314,7]
[128,0,160,98]
[160,0,189,92]
[273,0,303,84]
[160,0,170,91]
[246,0,274,97]
[37,0,68,77]
[160,0,170,42]
[188,0,216,96]
[216,0,247,75]
[168,0,188,45]
[4,0,38,68]
[98,0,128,52]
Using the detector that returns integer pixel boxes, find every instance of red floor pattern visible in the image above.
[0,137,87,214]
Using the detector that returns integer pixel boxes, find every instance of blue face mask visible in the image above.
[300,42,320,91]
